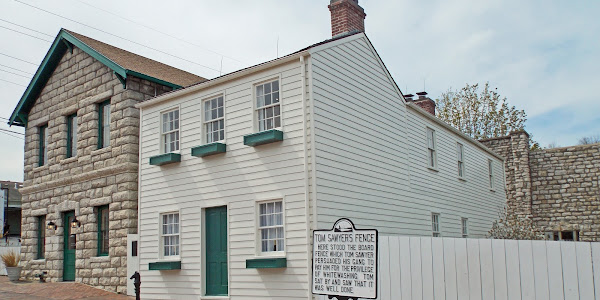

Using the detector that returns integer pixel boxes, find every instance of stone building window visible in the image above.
[97,205,109,256]
[67,114,78,158]
[37,215,45,259]
[39,125,48,166]
[547,231,579,241]
[432,213,440,237]
[426,127,437,169]
[98,100,111,149]
[256,80,280,132]
[161,109,180,153]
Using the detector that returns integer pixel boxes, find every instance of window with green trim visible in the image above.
[98,101,111,149]
[39,125,48,166]
[97,205,109,256]
[67,114,78,158]
[37,216,45,259]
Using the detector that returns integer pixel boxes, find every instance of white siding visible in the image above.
[309,34,506,237]
[138,60,310,299]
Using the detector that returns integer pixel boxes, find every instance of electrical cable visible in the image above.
[0,64,34,75]
[0,68,31,78]
[0,128,24,135]
[0,52,38,65]
[0,18,54,37]
[15,0,221,74]
[0,130,24,140]
[0,78,27,87]
[0,25,52,42]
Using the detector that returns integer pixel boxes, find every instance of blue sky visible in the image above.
[0,0,599,181]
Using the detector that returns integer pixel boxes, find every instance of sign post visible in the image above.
[312,218,378,300]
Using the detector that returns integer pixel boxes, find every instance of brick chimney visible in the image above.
[328,0,366,37]
[413,92,436,116]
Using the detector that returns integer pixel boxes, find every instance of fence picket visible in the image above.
[518,240,535,300]
[480,239,496,300]
[432,237,446,300]
[575,242,594,300]
[410,237,424,300]
[421,237,435,300]
[399,236,412,300]
[505,239,523,300]
[379,236,391,300]
[455,238,470,300]
[443,238,458,300]
[492,239,509,300]
[561,242,580,300]
[467,239,483,300]
[591,243,600,300]
[546,241,565,300]
[388,235,402,300]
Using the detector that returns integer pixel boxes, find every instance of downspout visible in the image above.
[137,106,143,277]
[308,57,318,232]
[300,55,312,300]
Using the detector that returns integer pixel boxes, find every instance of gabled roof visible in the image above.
[8,29,205,127]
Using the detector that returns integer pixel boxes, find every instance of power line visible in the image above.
[0,24,53,43]
[0,18,54,37]
[15,0,221,74]
[0,52,38,66]
[0,78,27,87]
[0,68,31,78]
[0,64,34,75]
[0,128,24,135]
[0,130,24,140]
[74,0,246,65]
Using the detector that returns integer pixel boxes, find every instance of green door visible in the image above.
[63,211,76,281]
[206,206,228,295]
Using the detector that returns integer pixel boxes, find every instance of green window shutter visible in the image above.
[37,216,45,259]
[97,205,109,256]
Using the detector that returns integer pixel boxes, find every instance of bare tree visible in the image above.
[578,134,600,145]
[436,82,527,140]
[488,204,546,240]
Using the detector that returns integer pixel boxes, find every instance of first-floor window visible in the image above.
[547,231,579,241]
[461,218,468,238]
[161,212,180,257]
[432,213,440,237]
[97,206,109,256]
[37,216,45,259]
[258,200,284,253]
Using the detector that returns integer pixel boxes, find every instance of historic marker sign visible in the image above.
[312,218,378,299]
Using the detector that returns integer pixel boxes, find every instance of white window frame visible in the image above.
[432,213,440,237]
[160,107,180,154]
[457,142,465,179]
[488,159,494,190]
[159,211,180,259]
[461,218,468,238]
[426,127,437,169]
[255,199,285,257]
[202,94,225,144]
[253,77,282,133]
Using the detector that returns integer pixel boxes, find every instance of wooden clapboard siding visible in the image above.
[310,34,505,237]
[138,60,310,299]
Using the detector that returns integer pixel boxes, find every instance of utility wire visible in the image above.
[0,52,38,66]
[0,128,24,135]
[74,0,246,65]
[0,131,24,140]
[0,64,34,75]
[15,0,221,74]
[0,18,54,37]
[0,78,27,87]
[0,68,31,78]
[0,25,52,42]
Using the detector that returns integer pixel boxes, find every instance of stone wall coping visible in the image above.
[534,142,600,153]
[478,130,530,143]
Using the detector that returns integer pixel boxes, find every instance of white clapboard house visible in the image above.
[134,1,507,299]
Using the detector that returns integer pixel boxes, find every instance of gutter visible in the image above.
[406,102,505,161]
[135,51,309,109]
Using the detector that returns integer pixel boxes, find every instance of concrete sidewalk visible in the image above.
[0,276,134,299]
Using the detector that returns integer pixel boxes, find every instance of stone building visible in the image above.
[481,131,600,241]
[7,29,204,293]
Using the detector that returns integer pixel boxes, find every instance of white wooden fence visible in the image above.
[372,236,600,300]
[0,245,20,276]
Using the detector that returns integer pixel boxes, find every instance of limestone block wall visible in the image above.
[530,144,600,241]
[482,131,600,241]
[19,46,171,293]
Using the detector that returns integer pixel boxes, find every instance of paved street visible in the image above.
[0,276,133,300]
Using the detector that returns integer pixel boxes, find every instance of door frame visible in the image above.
[63,211,76,281]
[203,205,229,296]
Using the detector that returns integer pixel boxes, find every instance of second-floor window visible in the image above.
[256,80,280,132]
[39,125,48,166]
[426,128,436,168]
[457,143,464,178]
[204,96,224,143]
[67,114,78,158]
[98,101,111,149]
[161,109,180,153]
[488,159,494,190]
